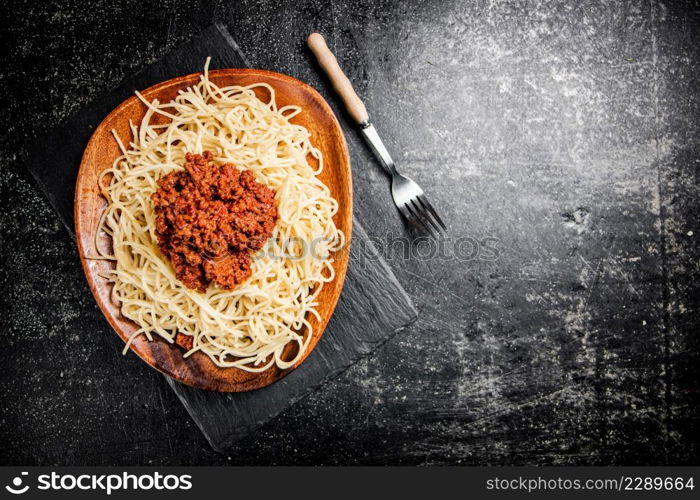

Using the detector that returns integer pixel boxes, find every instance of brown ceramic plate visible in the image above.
[74,69,352,392]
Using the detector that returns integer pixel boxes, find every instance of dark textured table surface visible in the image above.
[2,0,698,465]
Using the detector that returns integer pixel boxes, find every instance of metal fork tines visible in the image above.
[360,122,447,237]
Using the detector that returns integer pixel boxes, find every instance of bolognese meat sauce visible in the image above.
[151,151,277,293]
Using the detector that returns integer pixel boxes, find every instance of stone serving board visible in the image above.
[24,23,417,450]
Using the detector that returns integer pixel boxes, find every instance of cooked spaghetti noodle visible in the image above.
[93,59,344,371]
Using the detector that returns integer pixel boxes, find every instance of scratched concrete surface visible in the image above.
[1,0,698,465]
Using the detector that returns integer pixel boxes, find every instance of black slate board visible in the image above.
[23,23,417,450]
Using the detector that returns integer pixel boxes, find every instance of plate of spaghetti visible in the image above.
[75,60,352,392]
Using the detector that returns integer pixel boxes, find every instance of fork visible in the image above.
[307,33,447,237]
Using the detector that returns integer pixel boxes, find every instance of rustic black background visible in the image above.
[1,0,699,465]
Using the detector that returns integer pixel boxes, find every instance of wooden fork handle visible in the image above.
[307,33,369,125]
